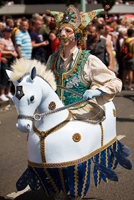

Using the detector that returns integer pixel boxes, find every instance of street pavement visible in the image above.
[0,89,134,200]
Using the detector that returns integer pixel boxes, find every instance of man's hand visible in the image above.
[107,65,113,71]
[83,89,107,100]
[12,51,18,58]
[42,40,49,46]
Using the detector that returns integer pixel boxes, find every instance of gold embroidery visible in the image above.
[28,137,117,168]
[72,133,81,142]
[49,101,56,110]
[113,109,116,117]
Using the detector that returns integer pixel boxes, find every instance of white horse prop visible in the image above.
[7,58,132,198]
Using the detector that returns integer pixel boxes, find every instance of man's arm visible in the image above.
[105,39,113,71]
[31,40,49,49]
[16,45,22,58]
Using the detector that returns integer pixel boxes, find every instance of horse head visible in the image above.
[7,66,42,133]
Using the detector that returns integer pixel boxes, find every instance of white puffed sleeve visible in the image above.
[84,54,122,105]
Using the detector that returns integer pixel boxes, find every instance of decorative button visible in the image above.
[49,101,56,110]
[72,133,81,142]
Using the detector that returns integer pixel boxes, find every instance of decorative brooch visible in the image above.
[16,86,25,100]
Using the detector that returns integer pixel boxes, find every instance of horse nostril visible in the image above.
[27,124,30,131]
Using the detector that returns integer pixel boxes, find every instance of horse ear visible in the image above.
[6,69,18,86]
[30,66,37,80]
[6,69,13,79]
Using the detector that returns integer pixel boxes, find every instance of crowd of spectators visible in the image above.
[0,12,134,102]
[0,13,59,101]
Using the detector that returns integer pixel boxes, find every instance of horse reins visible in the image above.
[17,86,102,122]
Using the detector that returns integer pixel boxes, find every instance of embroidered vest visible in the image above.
[48,48,91,106]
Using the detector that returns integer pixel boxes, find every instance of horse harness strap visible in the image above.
[33,112,72,163]
[33,111,72,138]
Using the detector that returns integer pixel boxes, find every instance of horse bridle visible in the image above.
[17,86,102,122]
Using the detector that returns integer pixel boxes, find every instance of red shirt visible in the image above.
[51,38,60,53]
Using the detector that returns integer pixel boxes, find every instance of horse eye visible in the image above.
[30,96,34,102]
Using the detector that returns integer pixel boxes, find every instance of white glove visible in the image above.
[83,89,107,100]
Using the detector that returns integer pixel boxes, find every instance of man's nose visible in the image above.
[60,29,66,36]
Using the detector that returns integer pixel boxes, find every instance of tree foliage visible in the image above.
[97,0,116,10]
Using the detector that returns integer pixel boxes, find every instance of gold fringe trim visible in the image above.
[111,140,118,170]
[81,160,88,198]
[44,168,59,194]
[58,168,67,195]
[32,167,49,196]
[28,136,117,169]
[105,148,109,183]
[74,164,78,197]
[97,153,101,187]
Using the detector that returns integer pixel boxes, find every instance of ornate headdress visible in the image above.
[46,5,104,45]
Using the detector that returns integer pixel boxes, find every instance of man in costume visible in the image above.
[10,6,132,199]
[47,5,122,122]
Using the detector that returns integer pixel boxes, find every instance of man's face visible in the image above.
[121,18,126,26]
[59,26,75,46]
[35,20,42,32]
[9,19,14,28]
[21,21,28,32]
[88,26,97,40]
[105,25,110,34]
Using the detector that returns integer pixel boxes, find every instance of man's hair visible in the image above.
[49,30,56,35]
[43,16,51,24]
[127,28,134,37]
[6,19,13,26]
[20,18,28,25]
[32,13,39,21]
[91,24,103,32]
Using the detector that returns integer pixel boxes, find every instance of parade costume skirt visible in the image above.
[16,137,131,198]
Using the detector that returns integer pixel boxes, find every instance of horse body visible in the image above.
[10,69,116,164]
[6,62,131,198]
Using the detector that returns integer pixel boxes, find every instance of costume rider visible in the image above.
[47,5,122,122]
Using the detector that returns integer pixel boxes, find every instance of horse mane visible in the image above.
[10,58,57,91]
